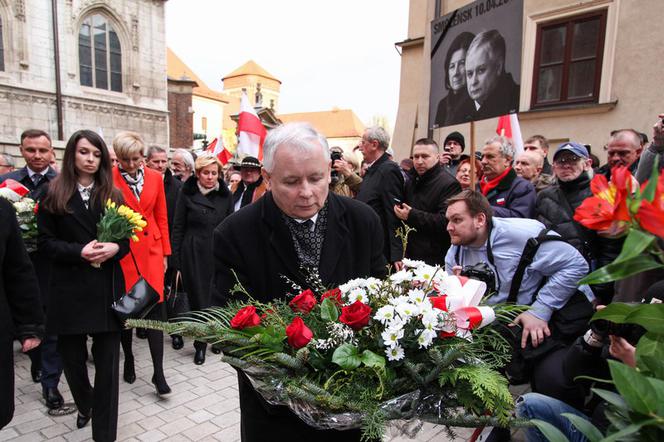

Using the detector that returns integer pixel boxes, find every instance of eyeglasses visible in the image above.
[553,155,582,165]
[606,150,633,158]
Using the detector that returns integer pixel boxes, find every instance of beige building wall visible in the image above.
[393,0,664,164]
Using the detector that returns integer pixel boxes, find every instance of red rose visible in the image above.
[33,202,39,215]
[321,287,342,305]
[339,301,372,331]
[230,306,261,330]
[429,295,448,311]
[286,317,313,349]
[289,289,317,314]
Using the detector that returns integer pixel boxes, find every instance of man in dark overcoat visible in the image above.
[0,129,62,408]
[0,198,43,429]
[211,122,387,441]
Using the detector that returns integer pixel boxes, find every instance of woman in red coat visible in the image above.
[112,131,172,395]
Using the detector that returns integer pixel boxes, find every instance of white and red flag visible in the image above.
[0,179,30,202]
[236,91,266,161]
[496,113,524,157]
[206,137,232,165]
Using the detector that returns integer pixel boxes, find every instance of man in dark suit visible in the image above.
[0,129,62,409]
[464,30,520,121]
[355,126,405,270]
[0,198,44,429]
[212,122,386,441]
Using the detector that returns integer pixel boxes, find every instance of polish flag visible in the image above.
[0,179,30,202]
[206,138,232,165]
[236,91,266,161]
[496,114,524,157]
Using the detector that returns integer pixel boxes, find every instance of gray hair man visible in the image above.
[170,148,195,182]
[211,122,386,442]
[598,129,643,180]
[479,136,536,218]
[0,153,15,175]
[356,126,405,269]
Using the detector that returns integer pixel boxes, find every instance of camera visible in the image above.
[460,262,496,295]
[330,150,343,183]
[589,319,644,345]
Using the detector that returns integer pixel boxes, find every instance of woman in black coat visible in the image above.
[171,154,231,364]
[38,130,128,442]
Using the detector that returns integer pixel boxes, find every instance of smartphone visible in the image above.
[394,198,403,207]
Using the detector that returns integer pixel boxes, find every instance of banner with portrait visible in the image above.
[429,0,523,129]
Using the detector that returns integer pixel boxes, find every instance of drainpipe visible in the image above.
[51,0,64,140]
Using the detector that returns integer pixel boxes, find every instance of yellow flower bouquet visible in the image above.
[91,199,147,267]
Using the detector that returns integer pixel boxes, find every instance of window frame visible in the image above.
[78,13,123,92]
[530,9,607,109]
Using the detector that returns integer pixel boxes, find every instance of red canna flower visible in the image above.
[574,167,632,236]
[636,173,664,237]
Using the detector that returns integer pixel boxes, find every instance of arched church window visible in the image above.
[79,14,122,92]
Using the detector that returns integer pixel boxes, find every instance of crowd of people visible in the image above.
[1,114,663,441]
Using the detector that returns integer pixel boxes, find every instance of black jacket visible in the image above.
[211,191,385,441]
[0,198,44,429]
[535,172,622,303]
[356,152,405,262]
[484,168,536,218]
[403,164,461,265]
[470,72,520,121]
[163,168,182,234]
[171,176,231,310]
[37,192,129,335]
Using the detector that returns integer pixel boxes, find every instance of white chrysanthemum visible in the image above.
[0,188,21,202]
[364,277,382,293]
[417,329,437,349]
[412,265,439,283]
[386,316,406,331]
[374,305,396,324]
[395,302,420,318]
[408,288,426,304]
[347,287,368,304]
[389,269,413,284]
[402,258,426,269]
[381,328,404,347]
[420,309,439,327]
[388,295,410,306]
[386,345,405,361]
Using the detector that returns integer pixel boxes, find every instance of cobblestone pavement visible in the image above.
[1,336,501,442]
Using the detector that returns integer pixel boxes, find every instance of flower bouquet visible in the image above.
[92,199,147,267]
[0,179,38,252]
[129,259,525,440]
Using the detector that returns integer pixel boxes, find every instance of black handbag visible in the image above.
[111,251,160,322]
[166,271,191,318]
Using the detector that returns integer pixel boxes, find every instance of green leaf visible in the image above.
[360,350,386,369]
[645,376,664,415]
[636,333,664,378]
[319,298,339,322]
[641,156,660,203]
[591,388,628,411]
[591,303,635,323]
[609,360,659,416]
[529,420,569,442]
[562,413,603,442]
[601,419,658,442]
[331,344,361,370]
[624,304,664,334]
[613,230,657,263]
[580,255,664,285]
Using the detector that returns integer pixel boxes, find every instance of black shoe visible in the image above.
[76,412,91,429]
[31,365,42,383]
[210,344,221,354]
[136,328,148,339]
[43,387,64,409]
[194,348,206,365]
[171,335,184,350]
[152,375,171,396]
[123,358,136,384]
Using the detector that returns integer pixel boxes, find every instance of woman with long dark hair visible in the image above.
[111,131,172,396]
[434,32,476,127]
[38,130,128,441]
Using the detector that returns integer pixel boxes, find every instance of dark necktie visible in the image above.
[32,173,42,187]
[292,219,318,267]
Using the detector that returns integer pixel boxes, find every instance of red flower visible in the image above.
[339,301,372,331]
[230,306,261,330]
[33,202,39,215]
[636,173,664,237]
[320,287,342,305]
[289,289,317,314]
[574,166,631,236]
[285,317,313,349]
[429,295,448,311]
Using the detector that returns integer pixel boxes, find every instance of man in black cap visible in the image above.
[439,131,468,176]
[230,156,268,212]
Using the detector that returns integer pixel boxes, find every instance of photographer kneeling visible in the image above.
[444,190,594,383]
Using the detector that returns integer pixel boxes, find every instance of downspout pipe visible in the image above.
[51,0,64,140]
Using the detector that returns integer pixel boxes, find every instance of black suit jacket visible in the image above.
[355,152,405,263]
[211,191,386,441]
[0,198,43,429]
[37,193,129,335]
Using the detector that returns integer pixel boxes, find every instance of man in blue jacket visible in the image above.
[479,136,536,218]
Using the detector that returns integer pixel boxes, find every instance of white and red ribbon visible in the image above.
[0,179,30,202]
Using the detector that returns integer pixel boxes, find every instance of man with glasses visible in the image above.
[0,154,15,175]
[598,129,642,179]
[535,142,620,304]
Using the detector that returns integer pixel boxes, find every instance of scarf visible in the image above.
[77,182,95,209]
[480,167,512,196]
[120,167,144,201]
[197,181,219,196]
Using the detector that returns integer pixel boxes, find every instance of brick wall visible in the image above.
[168,79,195,149]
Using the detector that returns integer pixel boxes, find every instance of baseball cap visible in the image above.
[553,142,589,160]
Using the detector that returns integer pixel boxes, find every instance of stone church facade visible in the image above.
[0,0,168,162]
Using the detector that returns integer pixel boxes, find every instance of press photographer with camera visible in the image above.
[329,146,362,198]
